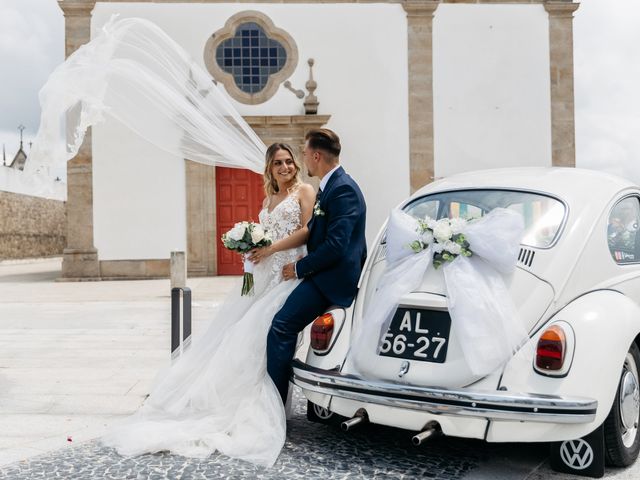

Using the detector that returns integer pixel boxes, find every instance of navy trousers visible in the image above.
[267,279,330,404]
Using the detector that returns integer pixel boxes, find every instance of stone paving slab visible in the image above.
[0,389,514,480]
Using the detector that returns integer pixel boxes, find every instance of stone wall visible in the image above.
[0,191,66,259]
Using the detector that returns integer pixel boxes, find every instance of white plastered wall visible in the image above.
[433,4,552,178]
[91,2,410,260]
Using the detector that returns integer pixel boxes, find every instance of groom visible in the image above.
[267,128,367,404]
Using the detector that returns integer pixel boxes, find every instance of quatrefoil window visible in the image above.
[204,11,298,105]
[216,23,287,94]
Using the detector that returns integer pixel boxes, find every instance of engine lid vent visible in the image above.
[375,243,388,263]
[518,247,535,267]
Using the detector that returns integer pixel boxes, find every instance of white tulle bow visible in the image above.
[351,208,527,377]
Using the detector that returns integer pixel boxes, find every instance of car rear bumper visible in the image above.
[291,360,597,424]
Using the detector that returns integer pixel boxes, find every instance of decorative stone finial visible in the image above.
[283,81,304,99]
[304,59,319,115]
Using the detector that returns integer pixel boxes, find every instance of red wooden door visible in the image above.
[216,167,265,275]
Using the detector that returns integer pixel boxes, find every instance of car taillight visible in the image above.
[536,325,566,371]
[311,313,334,351]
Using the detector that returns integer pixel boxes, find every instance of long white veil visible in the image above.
[28,16,266,177]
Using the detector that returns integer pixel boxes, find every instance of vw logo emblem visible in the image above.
[313,404,333,420]
[560,439,594,470]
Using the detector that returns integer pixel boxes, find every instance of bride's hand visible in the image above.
[248,245,273,264]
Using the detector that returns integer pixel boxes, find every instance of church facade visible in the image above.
[57,0,579,280]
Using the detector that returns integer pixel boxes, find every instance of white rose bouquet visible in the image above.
[409,216,472,268]
[221,221,272,295]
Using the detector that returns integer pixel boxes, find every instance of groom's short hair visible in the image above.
[305,129,341,159]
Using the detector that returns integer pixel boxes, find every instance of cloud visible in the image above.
[574,0,640,184]
[0,0,63,141]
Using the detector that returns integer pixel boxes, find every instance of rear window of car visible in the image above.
[403,189,566,248]
[607,196,640,264]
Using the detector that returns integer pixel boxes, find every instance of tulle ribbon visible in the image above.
[242,257,255,296]
[350,208,527,377]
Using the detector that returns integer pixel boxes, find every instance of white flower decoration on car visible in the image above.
[420,230,434,245]
[449,217,467,235]
[433,219,453,243]
[406,215,473,268]
[444,240,462,255]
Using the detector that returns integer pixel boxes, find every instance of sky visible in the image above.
[0,0,639,182]
[0,0,63,159]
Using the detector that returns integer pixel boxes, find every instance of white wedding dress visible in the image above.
[102,192,305,467]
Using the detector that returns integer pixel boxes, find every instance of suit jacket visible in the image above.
[295,166,367,307]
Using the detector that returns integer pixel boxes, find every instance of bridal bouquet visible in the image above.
[409,217,472,268]
[221,221,272,295]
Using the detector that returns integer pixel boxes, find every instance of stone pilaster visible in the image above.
[403,1,439,193]
[57,1,100,280]
[545,1,579,167]
[186,160,217,277]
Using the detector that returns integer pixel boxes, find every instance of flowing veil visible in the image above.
[29,16,266,178]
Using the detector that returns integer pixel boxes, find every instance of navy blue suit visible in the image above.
[267,166,367,403]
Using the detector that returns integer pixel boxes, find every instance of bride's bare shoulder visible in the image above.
[297,183,315,198]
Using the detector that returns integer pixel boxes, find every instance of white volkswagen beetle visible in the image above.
[293,167,640,478]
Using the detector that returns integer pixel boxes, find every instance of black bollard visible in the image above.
[171,287,192,359]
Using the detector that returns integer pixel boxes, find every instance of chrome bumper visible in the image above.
[291,360,597,424]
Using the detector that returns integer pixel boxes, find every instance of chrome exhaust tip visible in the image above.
[341,410,368,431]
[411,426,438,446]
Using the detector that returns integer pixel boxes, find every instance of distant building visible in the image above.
[8,145,27,171]
[3,125,28,171]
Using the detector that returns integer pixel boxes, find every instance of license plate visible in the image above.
[378,308,451,363]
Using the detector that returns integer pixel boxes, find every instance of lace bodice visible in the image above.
[255,191,307,291]
[259,193,302,242]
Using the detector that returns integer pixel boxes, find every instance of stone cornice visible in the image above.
[244,115,332,126]
[66,0,575,4]
[403,0,439,16]
[442,0,575,3]
[544,1,580,16]
[57,1,96,16]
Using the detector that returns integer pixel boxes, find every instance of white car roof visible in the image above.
[411,167,637,206]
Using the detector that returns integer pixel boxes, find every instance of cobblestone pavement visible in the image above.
[0,389,534,480]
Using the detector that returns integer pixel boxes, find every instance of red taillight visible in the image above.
[536,325,566,371]
[311,313,334,351]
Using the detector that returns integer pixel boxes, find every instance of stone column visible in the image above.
[403,0,439,193]
[58,1,100,280]
[544,1,579,167]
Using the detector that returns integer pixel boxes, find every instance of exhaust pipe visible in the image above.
[411,426,439,446]
[341,410,368,431]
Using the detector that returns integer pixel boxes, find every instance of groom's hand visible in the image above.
[282,262,296,281]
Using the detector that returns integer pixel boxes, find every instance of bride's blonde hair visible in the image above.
[263,143,302,196]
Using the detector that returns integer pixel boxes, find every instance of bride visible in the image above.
[102,142,315,467]
[29,16,317,467]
